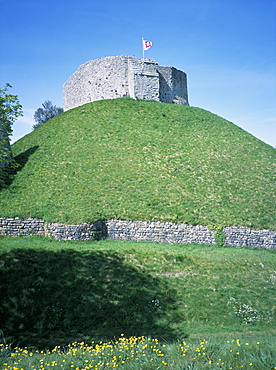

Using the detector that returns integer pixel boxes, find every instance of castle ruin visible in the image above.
[63,56,189,111]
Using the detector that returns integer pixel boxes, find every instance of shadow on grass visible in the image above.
[0,248,182,348]
[14,146,39,168]
[1,146,39,189]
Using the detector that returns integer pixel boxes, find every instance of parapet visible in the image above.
[63,56,189,111]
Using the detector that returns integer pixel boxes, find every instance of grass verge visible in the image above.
[0,237,275,350]
[1,334,275,369]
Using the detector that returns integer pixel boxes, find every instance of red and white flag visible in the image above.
[142,39,152,51]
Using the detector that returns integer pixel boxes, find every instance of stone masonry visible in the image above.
[1,217,275,249]
[63,56,189,111]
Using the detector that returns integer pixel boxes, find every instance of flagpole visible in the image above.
[142,37,144,59]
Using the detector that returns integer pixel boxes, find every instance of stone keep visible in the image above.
[63,56,189,111]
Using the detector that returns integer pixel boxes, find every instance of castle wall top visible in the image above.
[63,56,189,111]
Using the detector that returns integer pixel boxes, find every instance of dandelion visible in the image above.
[1,336,273,369]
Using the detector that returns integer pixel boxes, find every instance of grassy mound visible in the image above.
[0,98,275,228]
[1,237,275,348]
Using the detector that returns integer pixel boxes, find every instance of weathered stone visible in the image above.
[63,56,189,111]
[0,217,275,249]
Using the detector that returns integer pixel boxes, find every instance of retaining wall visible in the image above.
[0,217,275,249]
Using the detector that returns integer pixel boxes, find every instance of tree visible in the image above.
[0,83,23,168]
[33,100,63,130]
[0,84,23,188]
[0,83,23,136]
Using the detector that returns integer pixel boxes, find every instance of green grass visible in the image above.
[1,335,276,369]
[1,237,275,350]
[0,98,275,229]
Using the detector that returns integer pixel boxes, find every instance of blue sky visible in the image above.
[1,0,275,147]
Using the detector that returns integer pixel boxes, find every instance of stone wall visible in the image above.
[128,58,160,101]
[105,220,214,245]
[0,218,105,241]
[63,56,189,111]
[63,56,130,110]
[158,66,189,105]
[0,217,45,236]
[224,226,276,249]
[1,217,275,249]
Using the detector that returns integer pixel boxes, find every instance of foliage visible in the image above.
[0,160,20,191]
[33,100,63,130]
[0,83,23,136]
[210,225,226,247]
[0,237,275,349]
[1,335,276,369]
[0,99,275,229]
[0,84,23,188]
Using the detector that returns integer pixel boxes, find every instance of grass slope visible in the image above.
[0,237,275,349]
[0,98,275,228]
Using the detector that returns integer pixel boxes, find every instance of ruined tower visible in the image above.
[63,56,189,111]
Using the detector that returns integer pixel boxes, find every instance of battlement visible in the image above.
[63,56,189,111]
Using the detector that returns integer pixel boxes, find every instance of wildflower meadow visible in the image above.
[1,335,276,370]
